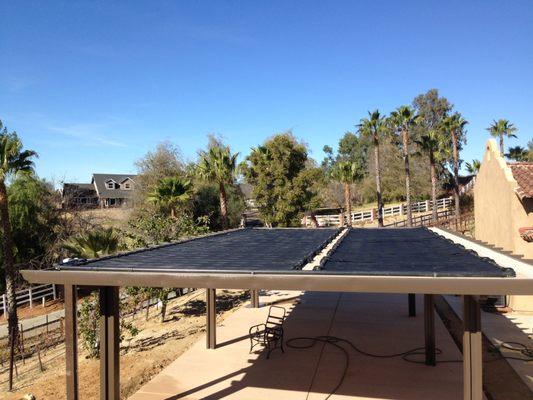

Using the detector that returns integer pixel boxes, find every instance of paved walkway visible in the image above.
[0,308,65,337]
[130,291,471,400]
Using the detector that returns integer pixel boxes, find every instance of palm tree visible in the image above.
[62,228,120,259]
[416,130,445,223]
[0,122,37,342]
[505,146,528,162]
[443,113,468,224]
[358,110,385,227]
[331,161,363,227]
[148,176,192,218]
[486,119,517,155]
[389,106,419,227]
[197,146,239,230]
[465,159,481,175]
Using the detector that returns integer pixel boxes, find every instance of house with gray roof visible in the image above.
[62,173,137,209]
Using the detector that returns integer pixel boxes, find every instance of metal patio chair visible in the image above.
[249,305,286,358]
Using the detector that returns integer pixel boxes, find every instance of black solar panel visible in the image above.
[60,228,339,272]
[322,228,515,277]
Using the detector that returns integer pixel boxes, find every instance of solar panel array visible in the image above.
[60,228,339,272]
[322,228,515,277]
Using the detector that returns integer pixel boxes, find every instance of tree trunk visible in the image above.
[402,129,412,227]
[219,182,228,230]
[430,155,438,223]
[160,293,168,323]
[170,207,176,219]
[344,183,352,227]
[373,135,384,227]
[160,302,167,323]
[451,129,461,227]
[0,181,19,343]
[145,298,150,321]
[499,134,504,156]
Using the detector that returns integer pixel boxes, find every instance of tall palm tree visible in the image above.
[148,176,192,218]
[486,119,517,155]
[331,161,363,227]
[443,113,468,224]
[0,122,37,342]
[465,159,481,175]
[358,110,385,227]
[197,146,239,230]
[389,106,419,227]
[62,228,120,259]
[505,146,528,162]
[416,130,445,223]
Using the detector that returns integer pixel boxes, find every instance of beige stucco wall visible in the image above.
[474,139,533,258]
[474,139,533,311]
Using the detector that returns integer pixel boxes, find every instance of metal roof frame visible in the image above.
[21,268,533,295]
[21,227,533,295]
[20,227,533,400]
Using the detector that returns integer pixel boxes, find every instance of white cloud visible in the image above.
[47,122,127,147]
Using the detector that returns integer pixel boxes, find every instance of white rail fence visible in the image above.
[1,284,57,318]
[304,197,453,227]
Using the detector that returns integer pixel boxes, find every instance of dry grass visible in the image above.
[0,300,65,327]
[78,208,133,229]
[2,289,249,400]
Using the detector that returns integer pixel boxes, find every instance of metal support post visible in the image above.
[424,294,436,366]
[463,295,483,400]
[99,286,120,400]
[206,288,216,349]
[64,285,79,400]
[408,293,416,317]
[250,289,260,308]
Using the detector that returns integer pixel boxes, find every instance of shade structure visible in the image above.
[19,227,533,400]
[58,228,340,273]
[321,228,516,277]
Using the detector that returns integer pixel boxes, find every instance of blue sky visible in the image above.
[1,1,532,185]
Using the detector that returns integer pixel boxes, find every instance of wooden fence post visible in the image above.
[29,286,33,308]
[52,284,57,300]
[20,324,24,355]
[8,325,16,391]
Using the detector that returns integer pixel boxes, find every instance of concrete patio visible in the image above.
[129,291,472,400]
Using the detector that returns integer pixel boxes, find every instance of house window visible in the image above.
[124,183,131,189]
[106,180,115,189]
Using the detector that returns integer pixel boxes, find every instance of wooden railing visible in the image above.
[384,209,455,228]
[384,210,474,235]
[304,197,453,227]
[430,212,475,235]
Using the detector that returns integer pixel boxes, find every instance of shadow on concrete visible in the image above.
[152,292,465,400]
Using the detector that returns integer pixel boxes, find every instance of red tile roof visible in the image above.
[509,162,533,199]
